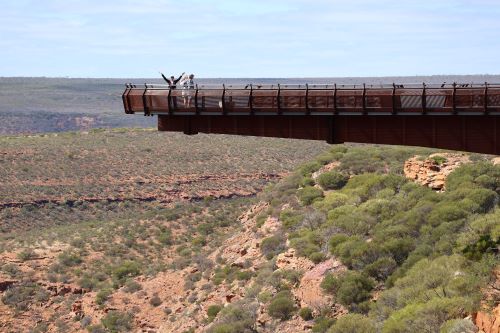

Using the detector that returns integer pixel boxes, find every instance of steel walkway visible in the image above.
[123,83,500,154]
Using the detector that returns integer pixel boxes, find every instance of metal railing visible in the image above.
[123,82,500,116]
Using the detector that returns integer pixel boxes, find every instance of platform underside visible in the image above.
[158,115,500,155]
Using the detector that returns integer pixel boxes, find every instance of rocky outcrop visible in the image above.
[474,269,500,333]
[403,153,471,190]
[475,309,500,333]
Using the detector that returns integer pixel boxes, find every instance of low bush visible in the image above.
[58,251,83,267]
[101,311,133,332]
[327,314,376,333]
[268,291,296,320]
[123,280,142,293]
[299,307,313,320]
[280,209,303,230]
[149,294,162,307]
[112,261,141,283]
[207,304,222,322]
[309,251,326,264]
[96,288,113,305]
[298,186,324,205]
[321,271,374,310]
[317,171,348,190]
[207,300,258,333]
[298,161,323,177]
[261,234,286,259]
[2,282,49,311]
[17,248,36,261]
[312,317,336,333]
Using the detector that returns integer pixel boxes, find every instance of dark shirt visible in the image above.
[161,73,183,89]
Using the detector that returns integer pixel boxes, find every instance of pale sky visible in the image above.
[1,0,499,78]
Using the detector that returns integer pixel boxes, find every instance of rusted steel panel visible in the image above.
[158,115,500,154]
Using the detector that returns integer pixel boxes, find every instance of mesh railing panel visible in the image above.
[488,89,500,107]
[124,84,497,114]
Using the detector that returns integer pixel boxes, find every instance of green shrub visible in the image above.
[309,251,326,264]
[314,192,349,212]
[112,261,141,283]
[101,311,133,332]
[2,282,49,311]
[290,236,321,258]
[157,229,173,245]
[299,307,313,320]
[123,280,142,293]
[327,314,376,333]
[207,304,222,322]
[317,171,349,190]
[328,234,350,253]
[17,248,35,261]
[298,186,324,205]
[236,270,253,281]
[439,318,477,333]
[58,251,83,267]
[382,297,468,333]
[321,271,374,310]
[149,294,162,307]
[374,255,481,324]
[331,211,377,236]
[462,235,499,260]
[430,155,447,165]
[446,162,500,192]
[301,176,315,187]
[280,209,303,230]
[312,317,336,333]
[96,288,113,305]
[261,234,286,259]
[427,203,467,227]
[257,291,272,303]
[299,161,323,177]
[207,301,257,333]
[363,257,397,281]
[268,291,296,320]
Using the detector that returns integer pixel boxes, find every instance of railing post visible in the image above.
[362,83,367,114]
[195,84,199,115]
[333,83,338,115]
[122,84,130,114]
[249,84,254,115]
[167,87,173,116]
[142,84,150,116]
[391,83,397,115]
[222,84,227,115]
[484,82,489,115]
[305,83,310,115]
[452,82,457,115]
[422,82,427,115]
[277,84,282,115]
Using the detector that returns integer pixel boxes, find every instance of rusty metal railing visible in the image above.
[123,82,500,116]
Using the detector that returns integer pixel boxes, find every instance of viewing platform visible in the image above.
[123,83,500,154]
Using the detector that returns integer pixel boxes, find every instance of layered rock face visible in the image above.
[403,153,471,190]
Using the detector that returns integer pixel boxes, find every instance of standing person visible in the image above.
[181,74,195,108]
[160,72,184,108]
[160,72,185,89]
